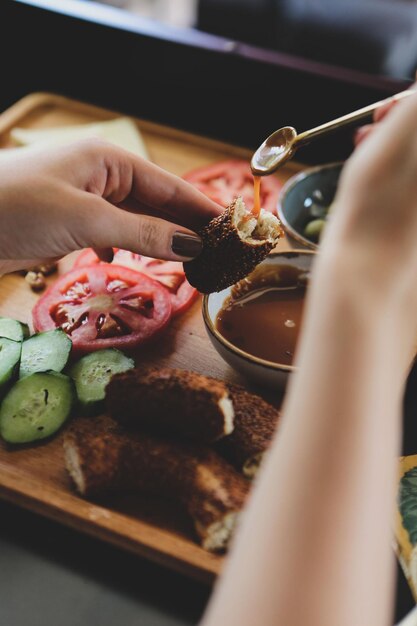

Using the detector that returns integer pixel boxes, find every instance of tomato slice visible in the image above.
[183,160,283,214]
[33,265,172,353]
[74,249,198,316]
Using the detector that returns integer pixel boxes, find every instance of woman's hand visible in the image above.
[354,74,416,146]
[319,90,417,328]
[0,139,222,273]
[354,99,398,146]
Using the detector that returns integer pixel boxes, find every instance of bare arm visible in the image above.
[202,94,417,626]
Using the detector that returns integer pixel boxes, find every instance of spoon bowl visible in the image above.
[251,126,297,176]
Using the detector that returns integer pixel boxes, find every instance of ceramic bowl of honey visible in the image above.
[203,251,316,389]
[278,162,343,250]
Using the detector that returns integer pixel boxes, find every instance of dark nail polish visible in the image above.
[171,232,202,259]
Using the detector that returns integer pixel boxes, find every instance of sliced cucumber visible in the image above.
[19,329,72,379]
[0,372,74,444]
[0,317,29,342]
[69,348,134,407]
[0,338,21,389]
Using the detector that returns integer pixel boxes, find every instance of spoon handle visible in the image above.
[296,88,416,147]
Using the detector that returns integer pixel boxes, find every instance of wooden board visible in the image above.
[0,92,303,583]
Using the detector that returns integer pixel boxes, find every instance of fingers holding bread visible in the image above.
[184,197,282,294]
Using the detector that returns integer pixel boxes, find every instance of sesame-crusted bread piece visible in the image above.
[215,384,281,479]
[184,197,281,294]
[63,415,248,552]
[106,367,234,443]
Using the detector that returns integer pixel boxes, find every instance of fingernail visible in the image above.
[171,231,202,260]
[100,248,114,263]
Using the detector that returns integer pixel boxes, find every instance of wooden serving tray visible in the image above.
[0,92,302,583]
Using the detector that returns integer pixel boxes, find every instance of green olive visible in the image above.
[309,202,328,219]
[304,218,326,242]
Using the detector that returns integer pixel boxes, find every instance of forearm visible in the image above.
[203,248,410,626]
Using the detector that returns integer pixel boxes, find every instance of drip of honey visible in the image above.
[252,175,261,217]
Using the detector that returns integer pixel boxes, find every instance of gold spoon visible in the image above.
[251,87,417,176]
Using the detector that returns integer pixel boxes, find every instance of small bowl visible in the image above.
[278,162,343,250]
[202,251,315,389]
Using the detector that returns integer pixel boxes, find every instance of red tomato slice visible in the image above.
[33,265,172,353]
[183,160,282,214]
[74,249,198,316]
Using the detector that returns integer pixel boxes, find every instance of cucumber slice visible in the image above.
[69,348,134,407]
[0,338,21,389]
[0,372,74,444]
[0,317,29,342]
[19,329,72,379]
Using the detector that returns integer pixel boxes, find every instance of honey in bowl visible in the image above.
[215,264,308,367]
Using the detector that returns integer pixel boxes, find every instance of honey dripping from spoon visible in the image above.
[242,175,262,223]
[252,175,261,217]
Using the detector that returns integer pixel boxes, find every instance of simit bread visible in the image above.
[215,384,281,479]
[106,367,234,444]
[64,415,248,552]
[184,197,281,294]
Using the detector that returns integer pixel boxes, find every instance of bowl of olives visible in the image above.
[277,162,343,249]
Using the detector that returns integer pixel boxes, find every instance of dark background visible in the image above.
[0,0,411,164]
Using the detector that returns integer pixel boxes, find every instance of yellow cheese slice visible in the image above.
[10,117,149,159]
